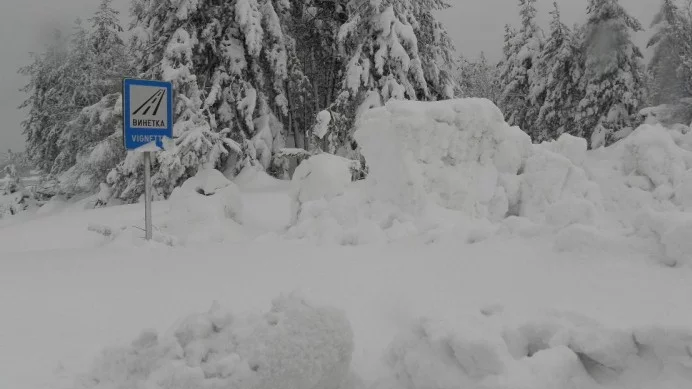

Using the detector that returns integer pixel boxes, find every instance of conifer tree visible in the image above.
[576,0,645,147]
[457,52,500,103]
[531,2,583,141]
[51,0,129,195]
[647,0,686,107]
[18,30,71,173]
[498,0,544,138]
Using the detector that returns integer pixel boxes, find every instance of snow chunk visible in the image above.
[179,166,235,196]
[661,218,692,267]
[381,316,511,389]
[545,198,598,229]
[313,110,331,139]
[541,133,588,166]
[622,124,691,190]
[291,154,357,204]
[673,170,692,209]
[376,310,692,389]
[160,168,245,244]
[520,147,602,223]
[355,98,531,218]
[633,210,692,266]
[169,168,242,222]
[75,294,357,389]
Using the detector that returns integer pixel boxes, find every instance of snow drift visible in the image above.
[285,98,692,265]
[376,311,692,389]
[74,294,358,389]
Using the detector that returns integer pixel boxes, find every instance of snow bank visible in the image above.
[520,143,602,225]
[74,294,358,389]
[633,210,692,267]
[622,124,692,193]
[356,98,531,219]
[98,168,247,246]
[287,98,535,244]
[375,311,692,389]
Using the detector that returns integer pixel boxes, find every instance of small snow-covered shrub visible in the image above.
[168,168,242,222]
[158,168,244,244]
[291,153,360,204]
[75,294,357,389]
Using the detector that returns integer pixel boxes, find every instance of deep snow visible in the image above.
[2,98,692,389]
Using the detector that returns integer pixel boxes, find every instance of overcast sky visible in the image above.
[0,0,656,152]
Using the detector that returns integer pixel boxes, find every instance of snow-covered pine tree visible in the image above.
[18,30,71,173]
[284,0,348,151]
[107,0,224,202]
[108,0,300,202]
[57,94,126,195]
[531,2,583,141]
[576,0,645,147]
[49,0,130,197]
[88,0,129,97]
[647,0,692,123]
[196,0,294,174]
[331,0,456,156]
[498,0,544,139]
[457,52,501,103]
[411,0,456,100]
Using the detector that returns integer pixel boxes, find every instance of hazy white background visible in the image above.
[0,0,656,152]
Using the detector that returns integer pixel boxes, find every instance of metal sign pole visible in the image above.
[143,151,153,240]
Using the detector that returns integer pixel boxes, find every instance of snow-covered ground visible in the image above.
[2,99,692,389]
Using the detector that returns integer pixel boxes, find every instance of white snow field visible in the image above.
[2,99,692,389]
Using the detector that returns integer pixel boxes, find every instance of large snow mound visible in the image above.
[356,98,532,218]
[73,294,358,389]
[285,100,692,263]
[375,311,692,389]
[286,98,533,244]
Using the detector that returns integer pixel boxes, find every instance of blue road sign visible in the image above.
[122,78,174,151]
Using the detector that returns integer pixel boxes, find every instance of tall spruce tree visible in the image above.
[647,0,686,107]
[498,0,544,139]
[19,30,71,173]
[50,0,129,196]
[531,2,583,141]
[576,0,645,147]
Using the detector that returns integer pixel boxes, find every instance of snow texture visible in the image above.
[375,311,692,389]
[314,110,332,140]
[74,294,357,389]
[157,168,245,245]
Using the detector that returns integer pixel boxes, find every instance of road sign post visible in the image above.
[143,151,153,240]
[122,78,174,241]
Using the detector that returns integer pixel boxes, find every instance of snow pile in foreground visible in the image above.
[287,99,534,244]
[376,311,692,389]
[74,294,358,389]
[70,295,692,389]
